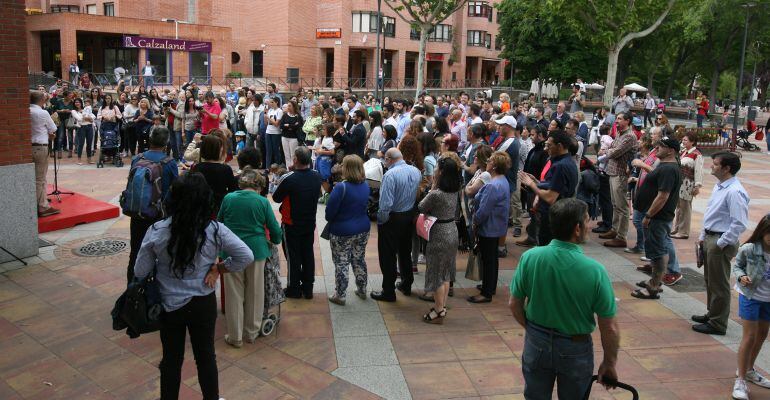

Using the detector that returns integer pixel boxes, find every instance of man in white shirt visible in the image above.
[142,60,155,89]
[382,103,397,127]
[643,93,656,127]
[450,109,468,146]
[30,91,60,217]
[468,103,483,125]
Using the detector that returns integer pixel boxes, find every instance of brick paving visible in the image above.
[2,151,770,399]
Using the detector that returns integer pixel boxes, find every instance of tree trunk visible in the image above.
[603,47,620,107]
[647,69,656,97]
[414,24,431,102]
[664,46,687,101]
[709,64,720,112]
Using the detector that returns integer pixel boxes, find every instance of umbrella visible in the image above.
[529,79,540,94]
[623,83,648,92]
[585,83,604,90]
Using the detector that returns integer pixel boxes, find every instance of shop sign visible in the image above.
[425,53,444,61]
[123,35,212,52]
[316,28,342,39]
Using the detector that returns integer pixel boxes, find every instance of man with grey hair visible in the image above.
[550,101,570,127]
[612,88,634,115]
[30,90,59,217]
[371,148,422,302]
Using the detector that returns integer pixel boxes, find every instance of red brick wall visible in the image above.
[1,0,32,167]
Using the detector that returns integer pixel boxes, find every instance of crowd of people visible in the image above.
[29,80,768,400]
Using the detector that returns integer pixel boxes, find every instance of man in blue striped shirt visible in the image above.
[371,148,422,302]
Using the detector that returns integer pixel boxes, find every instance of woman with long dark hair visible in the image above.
[366,110,384,159]
[137,85,149,100]
[419,155,461,323]
[732,214,770,400]
[378,124,398,158]
[70,98,95,165]
[149,88,163,114]
[134,172,253,400]
[97,94,122,138]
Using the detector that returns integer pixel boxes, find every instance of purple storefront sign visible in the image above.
[123,36,211,52]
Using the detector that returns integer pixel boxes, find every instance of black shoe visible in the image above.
[592,226,611,233]
[692,322,725,336]
[396,281,412,296]
[370,291,396,302]
[475,284,496,295]
[303,292,314,300]
[283,288,302,299]
[691,314,709,324]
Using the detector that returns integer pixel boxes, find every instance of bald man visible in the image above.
[371,148,422,302]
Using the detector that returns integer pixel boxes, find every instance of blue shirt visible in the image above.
[325,181,371,236]
[134,219,254,312]
[396,113,411,141]
[377,160,421,224]
[537,153,578,215]
[474,175,510,237]
[226,91,239,107]
[699,176,750,248]
[130,150,179,201]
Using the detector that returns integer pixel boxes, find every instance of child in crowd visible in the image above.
[732,214,770,400]
[314,123,336,204]
[268,163,288,194]
[626,137,652,255]
[234,131,246,155]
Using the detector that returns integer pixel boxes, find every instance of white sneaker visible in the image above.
[417,254,426,264]
[640,256,651,262]
[739,369,770,389]
[733,379,749,400]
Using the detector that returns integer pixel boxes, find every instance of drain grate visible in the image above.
[73,239,128,257]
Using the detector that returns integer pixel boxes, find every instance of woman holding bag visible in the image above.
[326,155,371,306]
[418,156,461,323]
[218,167,283,347]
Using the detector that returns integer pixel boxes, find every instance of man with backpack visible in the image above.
[122,126,178,282]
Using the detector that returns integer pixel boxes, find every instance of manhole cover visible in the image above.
[73,239,128,257]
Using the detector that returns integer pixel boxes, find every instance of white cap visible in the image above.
[494,114,517,128]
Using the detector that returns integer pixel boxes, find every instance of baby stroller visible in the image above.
[736,129,761,152]
[261,243,285,336]
[364,158,384,221]
[97,127,124,168]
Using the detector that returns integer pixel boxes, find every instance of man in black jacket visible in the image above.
[273,147,322,298]
[516,125,549,247]
[342,109,367,159]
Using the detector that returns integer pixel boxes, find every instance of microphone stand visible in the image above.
[47,133,74,203]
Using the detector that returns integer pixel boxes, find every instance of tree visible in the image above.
[384,0,469,101]
[554,0,676,106]
[496,0,606,86]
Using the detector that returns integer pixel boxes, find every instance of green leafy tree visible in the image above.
[496,0,606,87]
[554,0,676,105]
[384,0,469,101]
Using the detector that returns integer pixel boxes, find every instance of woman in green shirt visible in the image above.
[218,167,282,347]
[302,104,323,146]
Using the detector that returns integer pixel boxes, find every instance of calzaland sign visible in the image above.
[123,36,211,52]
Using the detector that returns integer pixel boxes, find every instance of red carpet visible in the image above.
[38,185,121,233]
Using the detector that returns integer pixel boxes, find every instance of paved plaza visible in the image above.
[1,151,770,399]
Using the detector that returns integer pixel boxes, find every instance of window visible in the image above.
[352,12,395,38]
[251,51,263,77]
[410,24,452,42]
[486,33,492,49]
[287,68,299,84]
[50,5,79,13]
[231,52,240,64]
[467,30,487,47]
[468,1,492,19]
[494,35,502,50]
[103,2,114,16]
[85,4,96,14]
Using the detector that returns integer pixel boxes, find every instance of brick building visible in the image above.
[2,0,38,262]
[26,0,504,89]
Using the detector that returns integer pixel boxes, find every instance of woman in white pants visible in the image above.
[279,100,304,169]
[217,167,283,347]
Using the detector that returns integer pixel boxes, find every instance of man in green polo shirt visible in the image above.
[510,197,620,399]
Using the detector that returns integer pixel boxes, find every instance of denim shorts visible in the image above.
[643,218,671,260]
[738,294,770,322]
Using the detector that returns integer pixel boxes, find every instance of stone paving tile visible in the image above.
[462,358,525,397]
[269,362,337,399]
[401,361,478,400]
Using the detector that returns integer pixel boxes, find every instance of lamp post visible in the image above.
[161,18,191,39]
[375,0,382,101]
[748,41,761,116]
[732,3,753,132]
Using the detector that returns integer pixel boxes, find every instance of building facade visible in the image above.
[26,0,504,89]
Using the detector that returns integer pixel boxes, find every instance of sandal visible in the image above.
[423,308,447,324]
[635,280,663,292]
[630,288,661,300]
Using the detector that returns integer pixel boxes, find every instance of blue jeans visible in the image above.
[643,218,680,274]
[265,134,282,167]
[184,130,197,146]
[631,210,646,251]
[522,322,594,400]
[144,76,154,89]
[75,125,94,158]
[170,130,183,160]
[696,114,704,128]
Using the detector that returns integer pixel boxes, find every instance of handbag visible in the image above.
[65,115,75,129]
[320,182,346,240]
[112,266,163,338]
[464,238,483,281]
[415,213,438,241]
